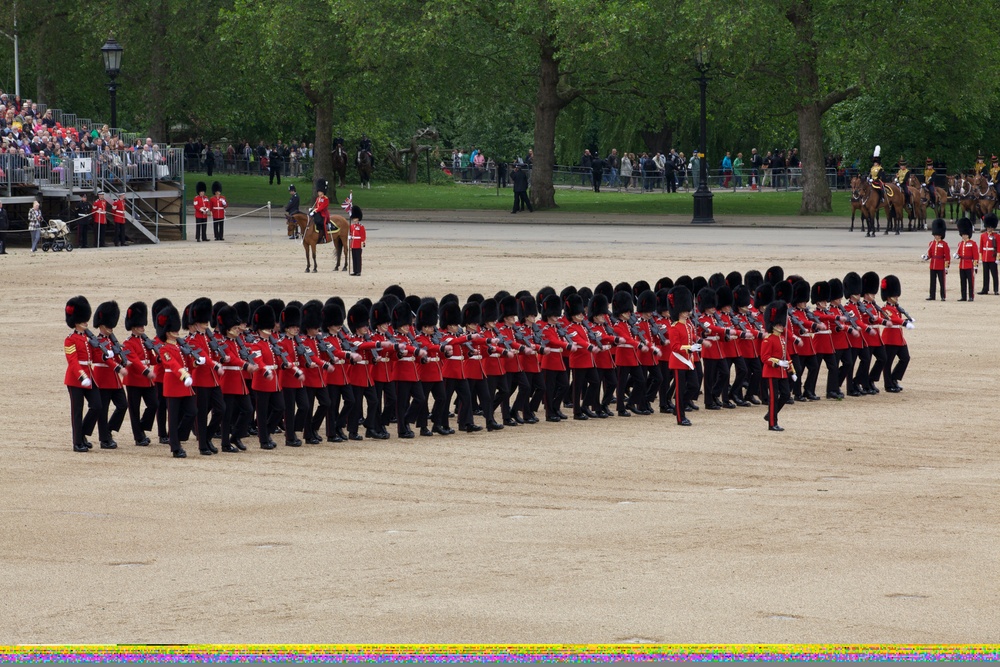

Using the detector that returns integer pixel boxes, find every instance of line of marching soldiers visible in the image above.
[62,267,915,454]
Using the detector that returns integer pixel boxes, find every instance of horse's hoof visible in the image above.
[313,267,318,273]
[305,268,310,273]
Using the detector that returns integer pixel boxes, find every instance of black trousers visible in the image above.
[793,354,820,397]
[727,357,749,401]
[99,387,127,434]
[817,352,839,396]
[213,218,225,240]
[444,377,473,428]
[658,363,675,409]
[981,261,998,293]
[883,344,910,389]
[960,267,975,300]
[68,386,110,447]
[852,346,872,392]
[222,393,252,446]
[544,369,568,418]
[767,378,791,428]
[302,386,330,440]
[423,380,446,429]
[350,384,378,435]
[254,390,284,445]
[597,367,617,409]
[929,269,946,299]
[469,378,493,423]
[195,218,208,241]
[377,380,396,427]
[78,221,93,248]
[592,172,602,192]
[167,395,196,453]
[395,380,426,434]
[351,248,362,274]
[615,365,645,413]
[867,345,886,390]
[745,357,763,400]
[156,383,169,438]
[126,385,158,443]
[493,373,514,421]
[81,386,114,441]
[513,371,544,418]
[325,384,353,437]
[702,358,722,404]
[643,364,662,409]
[571,367,599,415]
[282,386,309,441]
[114,223,127,246]
[512,190,532,212]
[269,166,281,184]
[195,386,225,451]
[672,368,698,424]
[95,224,106,247]
[835,348,854,392]
[504,371,528,420]
[714,358,732,402]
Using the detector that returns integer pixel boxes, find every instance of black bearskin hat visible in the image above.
[302,301,323,331]
[577,286,593,305]
[791,279,810,305]
[708,272,726,290]
[391,302,413,329]
[216,306,241,334]
[500,295,519,320]
[744,270,764,293]
[154,305,182,340]
[956,217,973,237]
[356,297,373,312]
[347,303,370,332]
[536,286,556,306]
[564,293,585,318]
[880,274,902,300]
[773,280,792,303]
[985,213,998,229]
[518,294,538,320]
[667,285,694,322]
[764,300,788,333]
[636,289,656,314]
[754,283,774,310]
[462,301,481,327]
[655,288,670,313]
[265,299,285,320]
[404,295,422,316]
[541,294,563,321]
[861,271,880,296]
[325,295,345,312]
[371,301,392,328]
[151,298,173,324]
[315,178,328,195]
[196,181,207,194]
[843,272,863,297]
[416,302,438,330]
[124,301,148,329]
[212,180,222,194]
[381,293,400,311]
[481,298,500,324]
[611,291,634,317]
[322,303,345,329]
[383,284,406,301]
[439,301,462,328]
[280,304,302,330]
[494,290,511,303]
[715,285,734,309]
[613,282,633,298]
[725,271,743,289]
[655,276,674,293]
[559,285,577,303]
[733,285,752,309]
[467,292,485,305]
[691,276,708,295]
[811,281,830,304]
[594,281,614,301]
[211,300,228,328]
[93,301,120,329]
[632,280,651,300]
[350,205,362,221]
[697,287,717,312]
[589,293,610,318]
[828,278,845,301]
[931,218,947,238]
[441,293,459,307]
[765,265,785,285]
[181,303,192,331]
[675,275,693,291]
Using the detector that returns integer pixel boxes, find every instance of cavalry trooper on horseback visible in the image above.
[869,145,886,206]
[895,156,912,209]
[357,134,374,169]
[974,152,987,179]
[285,185,301,239]
[924,158,938,204]
[309,179,331,240]
[990,155,1000,188]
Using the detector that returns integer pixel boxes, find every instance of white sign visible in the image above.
[73,158,92,174]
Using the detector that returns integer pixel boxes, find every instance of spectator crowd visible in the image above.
[183,138,314,180]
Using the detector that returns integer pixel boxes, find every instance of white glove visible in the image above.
[104,349,114,359]
[921,254,929,261]
[777,360,790,368]
[905,321,915,329]
[183,376,193,387]
[953,252,960,259]
[81,377,92,388]
[689,343,702,353]
[791,373,798,383]
[197,356,206,365]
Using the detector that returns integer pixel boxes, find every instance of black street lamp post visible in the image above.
[692,45,715,224]
[101,35,123,131]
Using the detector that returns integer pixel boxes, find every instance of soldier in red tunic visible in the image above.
[299,301,332,445]
[193,181,211,242]
[389,301,427,438]
[277,305,309,447]
[210,181,228,241]
[879,275,914,393]
[978,213,999,295]
[349,206,366,276]
[216,305,257,452]
[588,290,619,418]
[150,297,173,443]
[513,294,546,424]
[64,296,113,451]
[112,195,128,247]
[666,286,699,426]
[318,301,354,442]
[122,301,158,446]
[155,305,196,458]
[923,218,950,300]
[760,300,791,432]
[249,305,283,450]
[88,301,129,448]
[92,192,109,247]
[187,298,226,455]
[955,217,979,301]
[413,301,449,436]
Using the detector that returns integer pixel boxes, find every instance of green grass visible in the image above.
[199,174,853,216]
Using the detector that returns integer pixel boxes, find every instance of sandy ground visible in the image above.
[2,212,998,644]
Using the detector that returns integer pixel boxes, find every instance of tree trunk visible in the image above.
[407,137,420,184]
[313,95,334,198]
[148,0,169,140]
[640,123,673,156]
[797,102,831,214]
[530,44,562,210]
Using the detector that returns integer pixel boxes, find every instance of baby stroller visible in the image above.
[40,219,74,252]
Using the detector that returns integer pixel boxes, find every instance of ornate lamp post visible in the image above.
[692,45,715,224]
[101,35,123,130]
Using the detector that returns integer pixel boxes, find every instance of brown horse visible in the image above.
[357,150,373,189]
[950,174,976,221]
[292,213,349,272]
[850,176,880,236]
[332,145,348,187]
[881,182,908,235]
[971,174,997,226]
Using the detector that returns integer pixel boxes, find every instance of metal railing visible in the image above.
[178,152,313,178]
[1,148,184,196]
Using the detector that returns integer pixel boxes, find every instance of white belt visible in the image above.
[815,330,832,334]
[400,357,415,362]
[375,358,389,363]
[222,365,243,371]
[355,360,369,365]
[263,364,277,371]
[93,362,111,368]
[79,361,91,366]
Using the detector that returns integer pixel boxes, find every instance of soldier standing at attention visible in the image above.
[978,213,999,295]
[349,205,366,276]
[193,182,211,242]
[210,181,228,241]
[923,218,950,300]
[112,194,128,247]
[955,217,979,302]
[92,191,109,248]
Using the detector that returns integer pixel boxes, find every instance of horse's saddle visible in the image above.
[871,179,884,190]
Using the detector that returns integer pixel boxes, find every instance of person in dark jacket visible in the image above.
[591,153,605,192]
[0,201,8,254]
[510,162,533,214]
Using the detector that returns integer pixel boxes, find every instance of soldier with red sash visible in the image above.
[210,181,228,241]
[923,218,950,300]
[978,213,999,295]
[761,300,791,432]
[122,301,158,446]
[310,179,330,239]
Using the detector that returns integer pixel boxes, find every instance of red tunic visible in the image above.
[540,324,571,371]
[880,303,909,346]
[858,299,884,347]
[92,199,108,225]
[193,194,211,220]
[957,239,979,270]
[414,333,445,382]
[320,334,350,386]
[668,320,696,370]
[218,338,250,395]
[250,336,281,393]
[277,336,305,389]
[210,194,228,220]
[64,330,98,387]
[187,332,221,388]
[979,231,998,263]
[112,198,127,224]
[760,334,789,379]
[926,239,950,271]
[122,334,155,387]
[350,222,366,249]
[160,343,195,397]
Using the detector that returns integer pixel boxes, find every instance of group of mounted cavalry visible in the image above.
[850,146,998,236]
